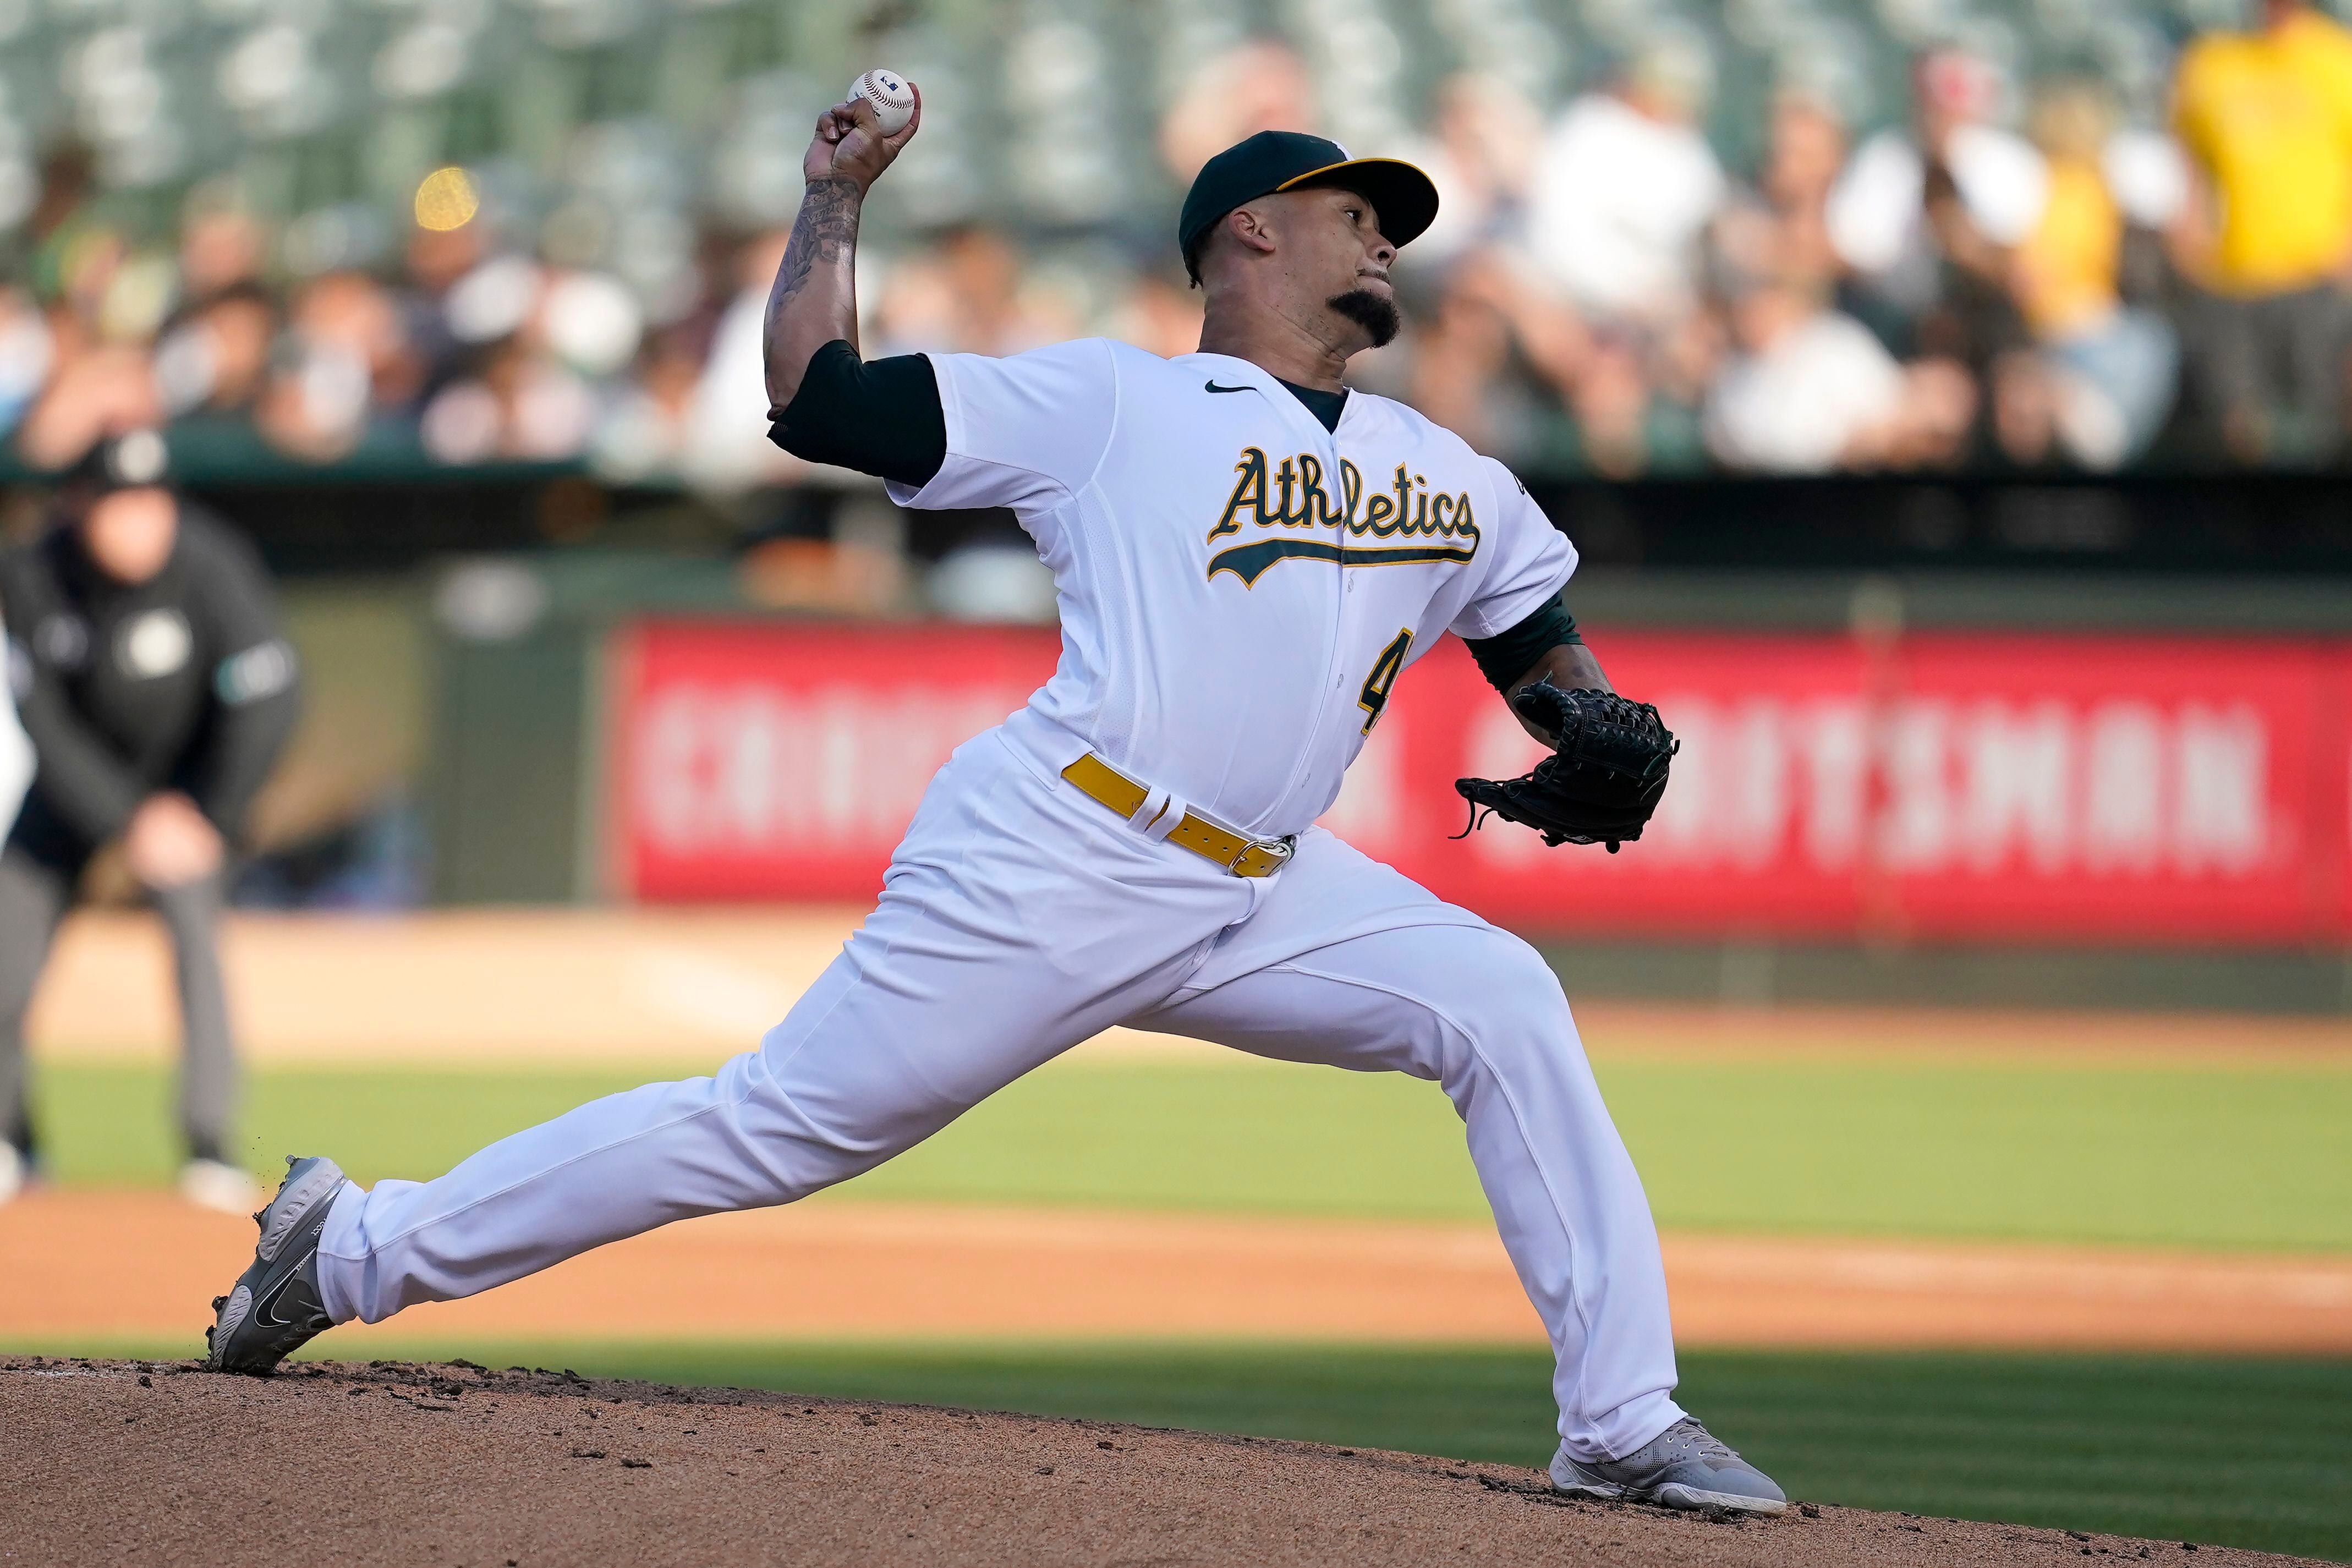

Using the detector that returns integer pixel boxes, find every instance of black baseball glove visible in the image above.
[1453,681,1677,853]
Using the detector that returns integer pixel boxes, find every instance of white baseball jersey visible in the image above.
[887,341,1576,838]
[310,335,1687,1474]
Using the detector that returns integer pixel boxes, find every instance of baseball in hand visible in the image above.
[847,69,915,135]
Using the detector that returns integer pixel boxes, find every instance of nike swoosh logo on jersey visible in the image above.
[1204,380,1252,394]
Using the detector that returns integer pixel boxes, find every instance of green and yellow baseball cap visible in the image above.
[1178,130,1440,282]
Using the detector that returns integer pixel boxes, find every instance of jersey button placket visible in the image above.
[1317,418,1357,757]
[1334,418,1355,595]
[1271,402,1355,820]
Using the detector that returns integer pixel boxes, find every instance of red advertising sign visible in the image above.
[609,621,1059,902]
[610,619,2352,946]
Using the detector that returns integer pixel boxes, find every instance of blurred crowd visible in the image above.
[12,0,2352,485]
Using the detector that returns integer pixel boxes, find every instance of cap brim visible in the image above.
[1275,157,1441,251]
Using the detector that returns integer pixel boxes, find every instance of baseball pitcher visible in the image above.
[206,86,1786,1515]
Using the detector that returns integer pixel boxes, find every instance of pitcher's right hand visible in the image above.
[804,83,922,193]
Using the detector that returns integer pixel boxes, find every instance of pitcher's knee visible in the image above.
[716,1047,939,1197]
[1464,933,1569,1017]
[1434,934,1581,1066]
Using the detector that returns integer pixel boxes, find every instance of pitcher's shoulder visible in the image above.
[1346,388,1488,463]
[978,335,1123,371]
[1005,335,1147,394]
[1099,338,1208,380]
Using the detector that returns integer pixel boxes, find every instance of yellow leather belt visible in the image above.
[1061,753,1293,878]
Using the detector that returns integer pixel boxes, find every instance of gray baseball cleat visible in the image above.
[206,1155,346,1375]
[1550,1417,1788,1515]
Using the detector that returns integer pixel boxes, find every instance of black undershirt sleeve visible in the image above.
[1462,593,1583,694]
[766,339,948,488]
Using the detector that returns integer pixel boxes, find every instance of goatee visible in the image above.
[1328,288,1401,348]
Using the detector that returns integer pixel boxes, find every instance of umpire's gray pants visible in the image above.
[0,846,239,1165]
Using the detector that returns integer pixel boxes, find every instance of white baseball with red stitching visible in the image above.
[846,69,913,135]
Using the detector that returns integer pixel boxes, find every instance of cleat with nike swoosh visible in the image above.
[1550,1417,1787,1515]
[205,1155,347,1375]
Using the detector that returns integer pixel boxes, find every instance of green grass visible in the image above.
[30,1055,2352,1253]
[24,1337,2344,1560]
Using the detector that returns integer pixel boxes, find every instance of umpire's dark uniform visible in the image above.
[0,434,299,1172]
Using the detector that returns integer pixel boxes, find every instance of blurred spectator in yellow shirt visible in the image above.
[2005,81,2178,469]
[2173,0,2352,460]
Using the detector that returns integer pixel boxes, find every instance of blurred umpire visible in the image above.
[0,430,299,1211]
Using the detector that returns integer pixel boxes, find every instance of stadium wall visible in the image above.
[602,620,2352,949]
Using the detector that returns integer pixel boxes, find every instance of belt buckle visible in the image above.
[1227,835,1294,876]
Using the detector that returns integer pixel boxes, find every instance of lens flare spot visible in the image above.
[414,166,479,232]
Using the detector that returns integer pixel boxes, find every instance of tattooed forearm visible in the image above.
[764,177,865,408]
[773,178,862,310]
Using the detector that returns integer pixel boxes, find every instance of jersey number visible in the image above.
[1356,628,1414,734]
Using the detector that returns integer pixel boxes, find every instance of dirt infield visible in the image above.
[1,1357,2317,1567]
[7,1191,2349,1353]
[31,906,2352,1067]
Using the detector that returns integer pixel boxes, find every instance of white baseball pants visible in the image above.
[315,723,1686,1461]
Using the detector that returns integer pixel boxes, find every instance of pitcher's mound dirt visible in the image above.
[0,1358,2310,1568]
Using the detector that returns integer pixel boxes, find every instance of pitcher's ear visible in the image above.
[1227,204,1280,257]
